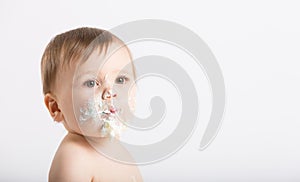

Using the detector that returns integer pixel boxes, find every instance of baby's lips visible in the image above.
[109,106,117,114]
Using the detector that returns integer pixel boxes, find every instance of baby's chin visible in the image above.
[76,118,126,139]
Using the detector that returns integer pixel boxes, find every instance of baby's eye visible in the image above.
[115,76,129,84]
[84,80,99,88]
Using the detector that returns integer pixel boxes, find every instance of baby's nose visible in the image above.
[102,88,117,100]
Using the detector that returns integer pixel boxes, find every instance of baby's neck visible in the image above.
[67,132,117,147]
[67,132,132,163]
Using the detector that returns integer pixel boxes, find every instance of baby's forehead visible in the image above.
[77,46,132,70]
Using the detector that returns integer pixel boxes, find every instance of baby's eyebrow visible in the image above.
[75,70,98,81]
[75,69,133,81]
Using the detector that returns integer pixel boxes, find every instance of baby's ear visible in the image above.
[44,93,64,122]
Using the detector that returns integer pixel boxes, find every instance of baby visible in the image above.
[41,27,143,182]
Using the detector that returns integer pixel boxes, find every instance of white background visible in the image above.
[1,0,300,181]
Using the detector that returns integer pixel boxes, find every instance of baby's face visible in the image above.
[56,45,136,138]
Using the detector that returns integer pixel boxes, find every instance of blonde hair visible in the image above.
[41,27,130,95]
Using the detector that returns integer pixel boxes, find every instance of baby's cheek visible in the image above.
[128,85,137,112]
[113,95,135,122]
[72,90,94,119]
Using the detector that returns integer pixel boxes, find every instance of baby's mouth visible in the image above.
[102,105,117,115]
[109,106,117,114]
[100,104,119,116]
[79,97,125,138]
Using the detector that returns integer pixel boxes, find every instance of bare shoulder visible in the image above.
[49,133,144,182]
[48,133,95,182]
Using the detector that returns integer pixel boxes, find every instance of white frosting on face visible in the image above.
[79,95,125,138]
